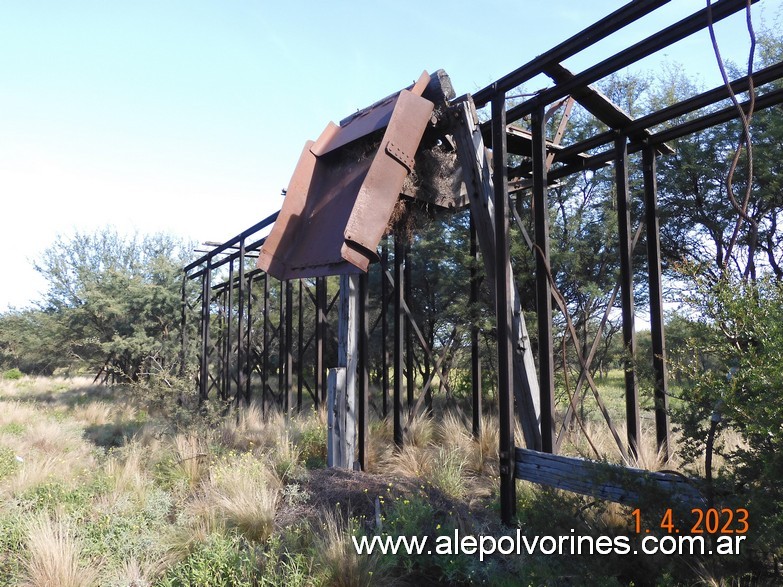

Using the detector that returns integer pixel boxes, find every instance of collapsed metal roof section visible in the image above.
[258,71,456,280]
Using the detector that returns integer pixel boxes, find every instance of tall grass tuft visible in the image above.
[21,513,98,587]
[202,452,280,543]
[313,511,389,587]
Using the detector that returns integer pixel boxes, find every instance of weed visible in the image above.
[155,532,258,587]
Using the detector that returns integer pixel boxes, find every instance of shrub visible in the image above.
[156,532,257,587]
[2,369,23,381]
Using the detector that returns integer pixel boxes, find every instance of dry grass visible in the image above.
[104,441,150,499]
[70,401,114,426]
[172,432,210,488]
[403,409,435,447]
[196,452,280,543]
[106,557,154,587]
[1,417,96,497]
[384,444,433,478]
[20,513,98,587]
[313,510,389,587]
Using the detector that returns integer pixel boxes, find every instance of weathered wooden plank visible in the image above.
[515,448,704,506]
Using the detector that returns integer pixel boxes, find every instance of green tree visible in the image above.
[9,228,192,380]
[672,275,783,576]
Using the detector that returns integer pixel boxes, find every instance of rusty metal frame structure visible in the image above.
[182,218,462,461]
[181,0,783,523]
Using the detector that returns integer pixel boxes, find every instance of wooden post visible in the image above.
[327,274,359,469]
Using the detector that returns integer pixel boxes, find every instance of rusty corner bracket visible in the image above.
[258,71,436,280]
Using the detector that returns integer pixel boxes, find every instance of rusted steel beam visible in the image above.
[507,0,759,125]
[470,213,482,439]
[180,273,187,379]
[297,279,304,412]
[381,242,390,418]
[532,105,555,454]
[492,94,517,526]
[198,259,211,403]
[404,244,414,408]
[615,136,640,459]
[224,260,234,401]
[236,240,246,405]
[393,236,404,448]
[452,99,541,450]
[471,0,670,107]
[244,272,253,405]
[358,273,370,471]
[285,280,294,414]
[316,276,326,408]
[551,62,783,170]
[184,211,278,273]
[643,145,670,460]
[262,273,270,412]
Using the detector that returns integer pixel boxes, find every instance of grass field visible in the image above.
[0,374,748,586]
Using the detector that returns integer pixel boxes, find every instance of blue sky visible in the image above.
[0,0,778,309]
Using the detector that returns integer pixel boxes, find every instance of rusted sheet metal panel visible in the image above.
[258,72,435,280]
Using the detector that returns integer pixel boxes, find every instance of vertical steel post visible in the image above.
[492,93,516,525]
[470,212,482,438]
[262,273,270,412]
[237,241,246,405]
[225,261,234,401]
[358,273,369,470]
[199,258,212,403]
[285,280,293,414]
[316,276,326,408]
[381,242,390,418]
[180,273,187,378]
[616,135,640,458]
[277,281,284,410]
[297,279,304,412]
[404,243,414,408]
[643,145,670,459]
[245,272,253,404]
[393,235,404,448]
[532,104,556,454]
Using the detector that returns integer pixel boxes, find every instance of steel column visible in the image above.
[198,258,211,403]
[316,276,326,408]
[180,273,187,378]
[224,262,234,401]
[358,273,369,470]
[470,212,482,438]
[492,93,516,525]
[393,235,404,448]
[237,240,246,405]
[643,145,670,459]
[297,279,304,411]
[262,273,270,412]
[404,244,414,408]
[381,242,390,417]
[277,281,285,410]
[285,280,294,414]
[615,135,640,458]
[532,104,556,454]
[244,272,253,404]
